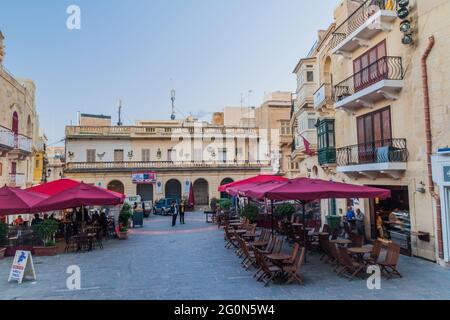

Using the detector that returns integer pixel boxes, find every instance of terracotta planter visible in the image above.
[0,247,6,259]
[118,231,128,240]
[33,246,58,256]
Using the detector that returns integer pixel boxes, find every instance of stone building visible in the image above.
[288,0,450,264]
[0,31,40,188]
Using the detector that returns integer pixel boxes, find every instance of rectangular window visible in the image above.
[167,149,176,162]
[218,148,227,163]
[86,149,96,162]
[35,159,40,169]
[194,148,202,162]
[114,149,124,162]
[353,40,387,92]
[306,71,314,82]
[141,149,151,162]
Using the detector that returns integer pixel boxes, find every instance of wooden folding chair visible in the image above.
[283,247,305,285]
[337,247,366,281]
[363,240,382,265]
[254,249,282,286]
[378,242,402,279]
[350,232,364,247]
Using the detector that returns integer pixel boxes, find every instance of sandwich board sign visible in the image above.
[8,250,36,284]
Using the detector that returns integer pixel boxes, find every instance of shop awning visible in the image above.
[218,175,288,193]
[31,182,125,213]
[246,177,391,201]
[0,186,49,215]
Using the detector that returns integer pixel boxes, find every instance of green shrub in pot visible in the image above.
[242,204,259,223]
[276,203,296,222]
[36,219,59,247]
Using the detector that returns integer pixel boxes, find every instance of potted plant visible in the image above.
[219,198,232,213]
[242,203,259,223]
[34,219,59,256]
[0,221,7,259]
[118,203,132,240]
[276,203,296,223]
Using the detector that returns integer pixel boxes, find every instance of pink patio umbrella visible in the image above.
[0,186,49,215]
[218,175,288,193]
[31,182,124,213]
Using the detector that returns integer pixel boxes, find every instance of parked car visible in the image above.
[153,198,179,215]
[124,195,142,209]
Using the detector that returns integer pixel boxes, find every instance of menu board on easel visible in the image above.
[8,250,36,284]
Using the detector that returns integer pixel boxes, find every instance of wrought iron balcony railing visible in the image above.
[334,56,403,102]
[330,0,396,49]
[337,138,408,167]
[0,126,15,149]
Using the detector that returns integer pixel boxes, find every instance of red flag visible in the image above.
[188,182,195,208]
[301,135,315,156]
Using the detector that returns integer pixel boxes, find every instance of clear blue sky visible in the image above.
[0,0,336,144]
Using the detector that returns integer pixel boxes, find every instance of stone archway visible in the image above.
[220,177,234,199]
[193,178,209,206]
[165,179,182,200]
[107,180,125,194]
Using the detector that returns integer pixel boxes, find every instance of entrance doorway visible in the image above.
[220,178,234,199]
[369,185,411,255]
[193,178,209,206]
[137,184,154,201]
[165,179,181,200]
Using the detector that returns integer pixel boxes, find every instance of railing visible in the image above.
[337,138,408,167]
[16,134,32,153]
[65,161,271,171]
[334,56,403,102]
[0,126,15,149]
[66,126,259,137]
[330,0,396,49]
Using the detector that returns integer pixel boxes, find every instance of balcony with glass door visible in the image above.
[330,0,398,55]
[334,56,403,111]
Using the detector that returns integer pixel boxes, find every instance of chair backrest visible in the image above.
[338,247,354,268]
[272,236,284,254]
[328,242,340,261]
[385,242,401,266]
[370,240,383,260]
[322,224,331,234]
[290,243,300,261]
[350,232,363,247]
[319,234,330,254]
[254,248,272,274]
[292,247,306,274]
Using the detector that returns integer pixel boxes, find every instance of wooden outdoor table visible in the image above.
[348,246,373,261]
[330,238,352,246]
[234,229,247,234]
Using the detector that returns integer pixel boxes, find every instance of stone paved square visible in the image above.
[1,212,450,300]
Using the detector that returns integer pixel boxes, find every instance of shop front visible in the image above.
[432,149,450,263]
[369,185,412,256]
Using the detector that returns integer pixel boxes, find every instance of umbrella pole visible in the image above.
[271,200,274,236]
[302,200,307,264]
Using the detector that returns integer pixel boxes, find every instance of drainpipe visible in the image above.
[421,35,443,259]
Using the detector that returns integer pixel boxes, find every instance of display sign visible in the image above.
[156,180,163,194]
[132,172,157,184]
[8,250,36,284]
[444,166,450,182]
[184,180,191,194]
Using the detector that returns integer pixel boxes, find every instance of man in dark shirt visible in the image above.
[171,201,178,227]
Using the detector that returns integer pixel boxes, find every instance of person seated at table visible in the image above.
[83,208,90,223]
[91,210,100,224]
[74,208,82,223]
[43,213,49,220]
[13,215,24,226]
[99,211,108,234]
[31,214,43,226]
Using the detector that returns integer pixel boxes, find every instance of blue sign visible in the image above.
[444,166,450,182]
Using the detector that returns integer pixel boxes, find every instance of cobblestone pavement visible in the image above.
[0,212,449,300]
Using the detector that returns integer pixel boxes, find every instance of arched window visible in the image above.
[12,111,19,135]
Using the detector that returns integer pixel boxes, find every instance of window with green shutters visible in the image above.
[316,119,336,165]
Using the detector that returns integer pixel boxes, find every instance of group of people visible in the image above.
[341,206,365,237]
[170,200,187,227]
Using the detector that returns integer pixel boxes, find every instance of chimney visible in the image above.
[0,31,5,64]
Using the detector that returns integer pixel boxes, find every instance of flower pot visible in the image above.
[0,247,6,259]
[118,231,128,240]
[33,246,58,256]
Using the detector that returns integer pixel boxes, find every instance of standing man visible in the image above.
[355,208,365,238]
[179,200,186,225]
[171,201,178,227]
